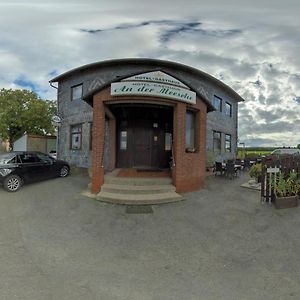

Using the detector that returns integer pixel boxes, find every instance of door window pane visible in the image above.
[120,131,127,150]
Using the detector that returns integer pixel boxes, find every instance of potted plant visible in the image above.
[271,171,300,209]
[249,163,262,183]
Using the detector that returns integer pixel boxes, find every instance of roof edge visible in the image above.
[50,58,245,103]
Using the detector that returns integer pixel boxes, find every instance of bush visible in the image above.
[271,171,300,197]
[249,163,262,180]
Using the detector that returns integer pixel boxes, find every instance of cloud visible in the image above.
[0,0,299,146]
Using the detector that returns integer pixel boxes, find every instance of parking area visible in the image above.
[0,173,299,300]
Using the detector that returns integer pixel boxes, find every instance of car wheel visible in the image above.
[59,166,69,177]
[3,175,22,192]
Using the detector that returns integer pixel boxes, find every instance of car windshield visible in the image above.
[0,153,17,164]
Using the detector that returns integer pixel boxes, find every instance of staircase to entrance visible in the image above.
[96,169,183,205]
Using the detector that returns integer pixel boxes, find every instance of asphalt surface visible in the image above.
[0,172,299,300]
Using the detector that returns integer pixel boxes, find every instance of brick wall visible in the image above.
[173,99,207,193]
[91,88,208,193]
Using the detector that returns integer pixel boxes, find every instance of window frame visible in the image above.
[213,95,222,112]
[71,83,83,101]
[70,124,82,150]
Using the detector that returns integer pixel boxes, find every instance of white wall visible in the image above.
[13,134,27,151]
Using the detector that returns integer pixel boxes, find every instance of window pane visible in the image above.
[186,111,195,150]
[72,133,81,149]
[71,124,82,150]
[36,153,53,163]
[213,131,221,152]
[71,84,82,101]
[225,134,231,152]
[225,102,232,117]
[213,95,222,112]
[19,153,36,163]
[71,125,81,133]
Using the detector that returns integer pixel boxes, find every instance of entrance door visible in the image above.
[115,105,172,169]
[132,120,152,167]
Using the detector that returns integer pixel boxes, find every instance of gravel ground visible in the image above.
[0,172,299,300]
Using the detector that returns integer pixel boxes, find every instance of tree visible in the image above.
[297,144,300,149]
[0,88,56,149]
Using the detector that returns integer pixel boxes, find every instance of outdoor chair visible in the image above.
[225,161,237,179]
[214,162,224,176]
[243,158,251,170]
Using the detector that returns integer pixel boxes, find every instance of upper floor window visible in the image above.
[213,95,222,112]
[70,124,82,150]
[186,110,196,152]
[213,131,221,153]
[71,84,83,101]
[225,102,232,117]
[225,134,232,152]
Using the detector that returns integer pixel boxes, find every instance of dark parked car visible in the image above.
[0,151,70,192]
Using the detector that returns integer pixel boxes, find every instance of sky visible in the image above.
[0,0,299,147]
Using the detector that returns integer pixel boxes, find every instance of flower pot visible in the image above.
[274,194,298,209]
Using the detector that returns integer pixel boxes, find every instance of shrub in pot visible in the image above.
[249,163,262,183]
[271,171,300,209]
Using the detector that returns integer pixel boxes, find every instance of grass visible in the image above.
[237,150,272,159]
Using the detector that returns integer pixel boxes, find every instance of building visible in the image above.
[13,134,56,153]
[50,58,244,194]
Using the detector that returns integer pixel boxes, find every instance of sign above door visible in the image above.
[111,71,196,104]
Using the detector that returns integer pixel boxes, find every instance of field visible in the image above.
[237,149,273,159]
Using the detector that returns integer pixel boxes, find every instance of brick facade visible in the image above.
[91,88,208,193]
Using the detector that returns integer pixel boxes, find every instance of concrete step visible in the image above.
[101,183,176,194]
[96,190,183,205]
[104,176,173,186]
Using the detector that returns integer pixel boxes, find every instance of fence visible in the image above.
[261,155,300,203]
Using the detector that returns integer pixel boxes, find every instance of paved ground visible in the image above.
[0,172,299,300]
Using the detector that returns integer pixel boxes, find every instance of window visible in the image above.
[36,152,53,163]
[71,84,83,101]
[19,153,37,163]
[213,95,222,112]
[186,111,196,152]
[225,102,232,117]
[225,134,231,152]
[70,124,82,150]
[213,131,221,153]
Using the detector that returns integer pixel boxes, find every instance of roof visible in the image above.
[50,58,245,108]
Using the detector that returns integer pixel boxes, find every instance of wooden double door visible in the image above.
[117,116,172,169]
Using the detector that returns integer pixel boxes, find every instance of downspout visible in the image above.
[49,81,59,158]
